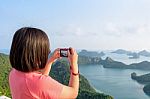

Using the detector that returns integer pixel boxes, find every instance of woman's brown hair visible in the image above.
[9,27,50,72]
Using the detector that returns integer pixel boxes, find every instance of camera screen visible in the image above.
[60,49,68,57]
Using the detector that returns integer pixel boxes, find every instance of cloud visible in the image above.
[65,24,84,36]
[53,22,150,39]
[54,24,98,37]
[53,24,84,36]
[136,24,150,35]
[102,23,122,36]
[102,22,150,38]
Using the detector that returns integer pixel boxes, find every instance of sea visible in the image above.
[79,51,150,99]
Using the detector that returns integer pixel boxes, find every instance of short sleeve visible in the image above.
[38,75,63,99]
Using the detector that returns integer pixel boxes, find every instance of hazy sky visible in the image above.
[1,0,150,51]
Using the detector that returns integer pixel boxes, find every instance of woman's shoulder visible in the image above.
[25,71,63,98]
[9,68,25,79]
[25,71,61,87]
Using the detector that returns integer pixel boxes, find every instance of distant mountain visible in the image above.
[128,52,140,59]
[100,57,150,70]
[111,49,131,54]
[100,57,127,69]
[112,49,150,59]
[111,49,140,59]
[78,55,102,65]
[138,50,150,57]
[130,61,150,70]
[78,50,105,57]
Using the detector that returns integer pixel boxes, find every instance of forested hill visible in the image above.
[101,57,150,70]
[0,53,11,97]
[0,53,113,99]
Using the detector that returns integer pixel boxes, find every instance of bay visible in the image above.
[79,65,150,99]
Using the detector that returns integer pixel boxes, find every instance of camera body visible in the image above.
[60,48,71,57]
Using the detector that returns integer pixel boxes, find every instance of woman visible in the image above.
[9,27,79,99]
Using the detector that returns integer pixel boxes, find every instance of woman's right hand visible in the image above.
[68,48,78,73]
[48,48,60,63]
[43,48,60,75]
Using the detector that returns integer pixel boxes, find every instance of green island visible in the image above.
[101,57,150,70]
[131,72,150,96]
[0,53,113,99]
[131,72,150,84]
[79,55,150,70]
[78,50,105,57]
[112,49,150,58]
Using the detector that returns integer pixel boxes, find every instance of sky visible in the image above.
[1,0,150,51]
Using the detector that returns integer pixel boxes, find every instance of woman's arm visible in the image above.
[42,58,53,75]
[42,49,60,75]
[60,48,79,98]
[43,48,79,98]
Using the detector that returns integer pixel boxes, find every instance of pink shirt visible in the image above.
[9,69,63,99]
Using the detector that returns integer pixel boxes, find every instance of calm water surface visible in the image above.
[79,65,150,99]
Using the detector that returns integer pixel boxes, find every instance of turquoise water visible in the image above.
[79,65,150,99]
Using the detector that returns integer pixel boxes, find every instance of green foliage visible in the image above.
[0,53,11,97]
[77,90,113,99]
